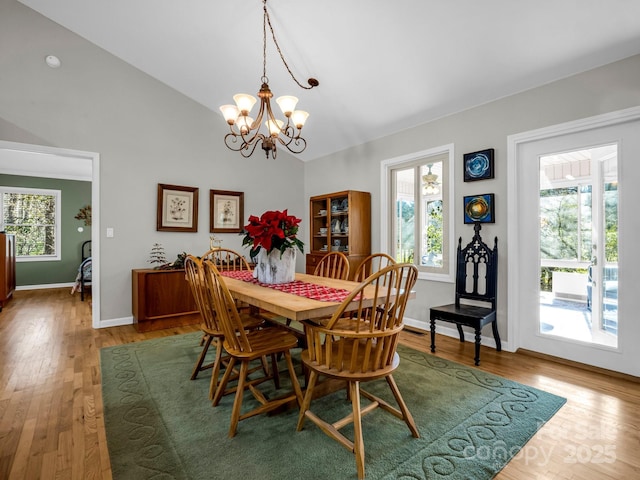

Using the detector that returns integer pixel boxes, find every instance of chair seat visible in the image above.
[301,346,399,381]
[429,303,496,328]
[430,302,501,366]
[200,311,264,338]
[223,327,299,361]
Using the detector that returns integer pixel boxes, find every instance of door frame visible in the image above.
[0,140,100,328]
[506,106,640,373]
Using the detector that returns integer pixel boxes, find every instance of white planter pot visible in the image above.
[253,248,296,284]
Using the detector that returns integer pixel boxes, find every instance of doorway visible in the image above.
[538,145,617,348]
[0,141,100,327]
[507,107,640,377]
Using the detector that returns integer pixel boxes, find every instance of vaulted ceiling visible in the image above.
[17,0,640,161]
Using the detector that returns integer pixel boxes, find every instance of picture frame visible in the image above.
[210,190,244,233]
[463,193,495,224]
[463,148,494,182]
[156,184,199,232]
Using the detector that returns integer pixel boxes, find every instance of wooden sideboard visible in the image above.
[0,233,16,312]
[132,268,200,332]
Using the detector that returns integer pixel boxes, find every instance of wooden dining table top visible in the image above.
[221,272,379,322]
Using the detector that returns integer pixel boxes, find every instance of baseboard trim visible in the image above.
[97,316,134,329]
[16,282,74,290]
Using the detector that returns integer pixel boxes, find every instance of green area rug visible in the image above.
[101,332,565,479]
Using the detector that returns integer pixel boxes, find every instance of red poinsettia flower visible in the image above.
[241,209,305,258]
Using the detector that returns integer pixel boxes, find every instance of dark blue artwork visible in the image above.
[464,148,494,182]
[463,193,495,224]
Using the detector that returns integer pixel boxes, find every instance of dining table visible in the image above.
[219,271,376,322]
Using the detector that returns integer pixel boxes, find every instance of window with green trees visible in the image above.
[1,187,61,261]
[390,156,449,276]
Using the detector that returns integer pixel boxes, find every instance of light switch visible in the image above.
[106,227,114,238]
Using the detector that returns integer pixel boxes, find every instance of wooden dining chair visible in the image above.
[201,248,252,272]
[353,252,395,282]
[296,263,420,480]
[313,251,350,280]
[203,260,304,437]
[201,248,253,313]
[184,255,264,400]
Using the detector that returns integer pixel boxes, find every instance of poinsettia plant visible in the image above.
[241,209,304,258]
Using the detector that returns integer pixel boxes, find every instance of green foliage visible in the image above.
[3,192,56,256]
[425,200,443,255]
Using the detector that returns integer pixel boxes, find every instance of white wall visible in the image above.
[305,54,640,348]
[0,0,306,324]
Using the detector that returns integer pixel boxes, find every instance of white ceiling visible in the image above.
[17,0,640,162]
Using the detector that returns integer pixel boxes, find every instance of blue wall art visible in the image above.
[463,148,494,182]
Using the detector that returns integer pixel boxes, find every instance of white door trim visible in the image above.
[0,140,101,328]
[507,105,640,354]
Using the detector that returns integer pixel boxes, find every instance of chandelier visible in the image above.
[219,0,319,159]
[422,164,440,195]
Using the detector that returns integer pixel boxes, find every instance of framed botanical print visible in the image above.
[463,148,494,182]
[210,190,244,233]
[156,184,198,232]
[463,193,495,224]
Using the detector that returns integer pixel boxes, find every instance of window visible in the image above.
[381,145,454,281]
[1,187,61,261]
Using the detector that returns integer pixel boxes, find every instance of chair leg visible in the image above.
[492,320,502,351]
[283,351,303,407]
[270,353,281,389]
[191,334,213,380]
[208,338,224,401]
[228,360,249,438]
[430,319,436,352]
[349,380,365,480]
[213,357,236,406]
[456,323,465,342]
[296,370,318,431]
[385,375,420,438]
[474,328,481,366]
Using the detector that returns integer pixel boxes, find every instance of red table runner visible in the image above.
[221,270,356,303]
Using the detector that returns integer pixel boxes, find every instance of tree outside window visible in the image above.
[1,187,61,260]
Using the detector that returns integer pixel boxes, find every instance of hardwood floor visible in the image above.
[1,288,638,479]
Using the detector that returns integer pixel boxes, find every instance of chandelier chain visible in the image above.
[263,0,317,90]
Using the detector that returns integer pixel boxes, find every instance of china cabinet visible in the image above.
[307,190,371,278]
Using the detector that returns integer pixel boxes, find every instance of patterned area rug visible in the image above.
[101,333,565,479]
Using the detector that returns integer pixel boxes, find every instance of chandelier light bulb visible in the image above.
[233,94,257,115]
[220,105,240,124]
[236,116,254,134]
[265,118,284,136]
[276,95,298,116]
[291,110,309,129]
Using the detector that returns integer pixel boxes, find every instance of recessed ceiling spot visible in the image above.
[45,55,61,68]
